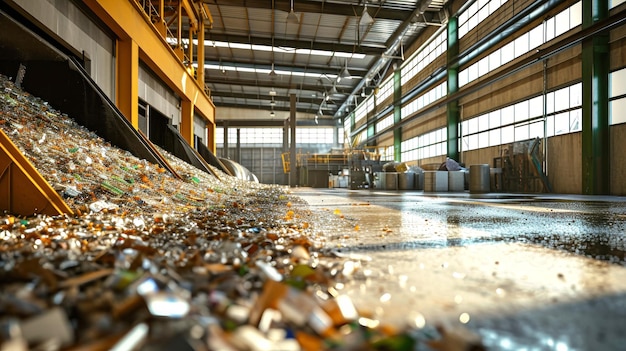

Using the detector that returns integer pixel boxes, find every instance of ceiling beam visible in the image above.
[202,33,387,56]
[202,59,370,77]
[204,0,415,21]
[205,77,354,94]
[211,101,335,114]
[216,119,337,127]
[210,91,328,105]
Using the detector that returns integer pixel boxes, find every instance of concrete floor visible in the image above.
[293,188,626,351]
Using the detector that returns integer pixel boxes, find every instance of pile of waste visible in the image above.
[0,74,484,350]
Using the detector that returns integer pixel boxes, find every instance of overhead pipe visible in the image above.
[333,0,435,120]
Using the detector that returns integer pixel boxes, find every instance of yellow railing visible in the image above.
[280,149,382,173]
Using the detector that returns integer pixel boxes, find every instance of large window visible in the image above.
[216,127,283,146]
[613,0,626,8]
[338,127,346,146]
[401,29,447,86]
[215,127,334,146]
[296,127,334,144]
[401,127,447,163]
[610,67,626,125]
[459,2,582,87]
[460,82,582,152]
[354,95,376,125]
[376,114,394,133]
[401,81,447,119]
[376,76,394,103]
[378,145,395,161]
[458,0,509,38]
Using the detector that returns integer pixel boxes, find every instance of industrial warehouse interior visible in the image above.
[0,0,625,350]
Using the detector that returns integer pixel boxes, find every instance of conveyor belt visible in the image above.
[0,8,178,178]
[152,124,221,178]
[0,8,188,215]
[196,141,232,177]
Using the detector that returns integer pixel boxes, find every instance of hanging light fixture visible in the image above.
[337,60,351,82]
[360,2,374,26]
[270,110,276,118]
[287,0,299,23]
[269,63,277,77]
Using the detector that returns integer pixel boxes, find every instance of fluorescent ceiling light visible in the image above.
[186,39,366,59]
[229,42,252,50]
[197,63,343,80]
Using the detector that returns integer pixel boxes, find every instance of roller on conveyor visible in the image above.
[219,158,259,183]
[197,141,233,177]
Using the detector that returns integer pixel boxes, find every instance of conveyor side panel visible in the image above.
[196,141,232,177]
[150,124,219,178]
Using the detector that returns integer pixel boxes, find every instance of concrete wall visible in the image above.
[138,64,181,125]
[10,0,114,98]
[457,134,582,195]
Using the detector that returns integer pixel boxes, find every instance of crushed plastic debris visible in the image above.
[0,74,484,350]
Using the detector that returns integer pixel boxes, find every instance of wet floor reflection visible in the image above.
[297,189,626,350]
[375,196,626,266]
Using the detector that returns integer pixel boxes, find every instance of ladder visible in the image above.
[281,152,290,173]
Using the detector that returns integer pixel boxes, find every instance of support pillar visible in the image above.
[582,0,609,194]
[197,13,205,85]
[236,128,241,164]
[447,15,460,161]
[289,94,297,187]
[223,122,229,158]
[283,120,289,184]
[393,69,402,162]
[116,38,139,128]
[180,100,194,147]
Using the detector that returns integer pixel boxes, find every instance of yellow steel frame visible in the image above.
[281,153,290,173]
[281,151,359,174]
[83,0,215,149]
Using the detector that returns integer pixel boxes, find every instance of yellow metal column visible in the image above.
[208,121,216,153]
[116,38,139,128]
[197,18,205,85]
[180,100,194,147]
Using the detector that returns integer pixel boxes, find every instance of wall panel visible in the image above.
[547,132,582,194]
[610,124,626,195]
[10,0,114,97]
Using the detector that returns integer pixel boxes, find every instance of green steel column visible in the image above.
[447,15,460,161]
[393,69,402,162]
[367,94,375,144]
[582,0,609,195]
